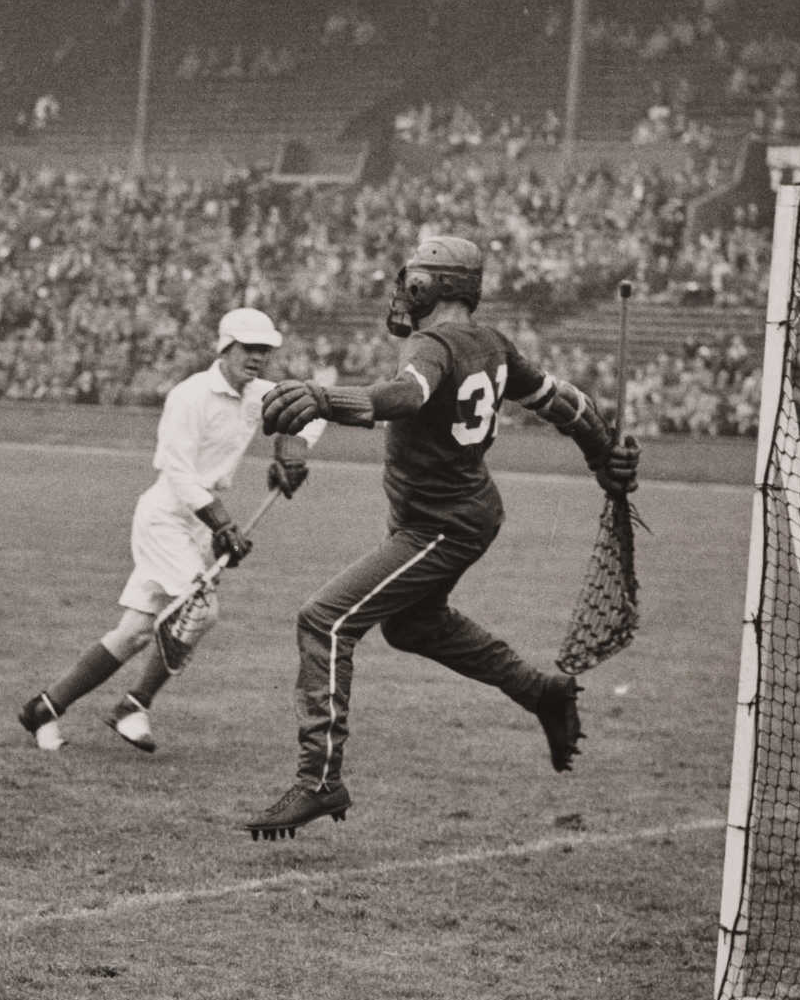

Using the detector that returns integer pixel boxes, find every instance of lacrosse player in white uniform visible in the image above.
[19,308,324,752]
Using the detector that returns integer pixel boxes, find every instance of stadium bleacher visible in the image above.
[0,0,798,433]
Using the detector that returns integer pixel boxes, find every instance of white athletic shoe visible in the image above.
[18,693,67,750]
[106,694,156,753]
[34,718,67,751]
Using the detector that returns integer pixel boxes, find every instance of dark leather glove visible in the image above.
[262,380,328,436]
[195,497,253,567]
[267,434,309,498]
[594,434,641,499]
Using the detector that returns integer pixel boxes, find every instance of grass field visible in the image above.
[0,403,756,1000]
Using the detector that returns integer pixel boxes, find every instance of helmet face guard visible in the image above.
[386,266,414,338]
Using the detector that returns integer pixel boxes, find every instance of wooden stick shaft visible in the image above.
[241,487,281,537]
[155,488,281,628]
[615,281,632,442]
[201,487,282,580]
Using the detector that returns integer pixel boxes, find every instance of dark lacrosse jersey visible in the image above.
[383,321,549,537]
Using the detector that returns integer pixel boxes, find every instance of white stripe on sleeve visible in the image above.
[403,363,431,404]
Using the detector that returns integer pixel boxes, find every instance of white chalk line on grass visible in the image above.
[0,440,750,494]
[7,815,724,932]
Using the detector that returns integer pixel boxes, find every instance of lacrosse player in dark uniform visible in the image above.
[246,236,640,840]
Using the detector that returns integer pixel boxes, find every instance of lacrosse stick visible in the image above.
[154,487,282,674]
[555,279,646,675]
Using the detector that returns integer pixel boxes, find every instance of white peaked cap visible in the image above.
[216,308,283,354]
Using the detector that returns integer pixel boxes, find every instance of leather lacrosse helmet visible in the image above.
[386,236,483,338]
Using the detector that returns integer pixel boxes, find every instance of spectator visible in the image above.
[73,369,100,405]
[14,108,30,137]
[220,45,245,79]
[341,330,373,380]
[541,108,561,147]
[31,94,60,131]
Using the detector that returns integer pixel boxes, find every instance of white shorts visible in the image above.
[118,489,215,615]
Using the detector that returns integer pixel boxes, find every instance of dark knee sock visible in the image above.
[47,642,123,710]
[127,647,171,710]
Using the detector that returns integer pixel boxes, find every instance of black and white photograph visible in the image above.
[2,1,800,998]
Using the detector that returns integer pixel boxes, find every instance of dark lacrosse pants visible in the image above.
[293,522,545,790]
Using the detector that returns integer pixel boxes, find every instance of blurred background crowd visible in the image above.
[0,0,797,438]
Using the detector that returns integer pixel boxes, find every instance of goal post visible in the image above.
[714,182,800,1000]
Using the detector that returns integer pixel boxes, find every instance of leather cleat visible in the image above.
[105,693,156,753]
[18,693,67,750]
[244,782,352,841]
[534,675,583,773]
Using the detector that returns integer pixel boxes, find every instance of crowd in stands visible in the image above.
[0,152,768,438]
[497,318,761,439]
[583,2,800,134]
[175,42,300,82]
[173,5,380,82]
[395,103,563,157]
[585,5,730,62]
[0,0,792,436]
[394,0,800,152]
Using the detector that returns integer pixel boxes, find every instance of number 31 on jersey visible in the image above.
[452,364,508,446]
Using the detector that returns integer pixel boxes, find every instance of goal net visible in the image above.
[715,183,800,1000]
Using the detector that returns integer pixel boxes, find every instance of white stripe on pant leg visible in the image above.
[318,533,446,789]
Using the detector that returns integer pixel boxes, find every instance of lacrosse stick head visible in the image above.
[555,495,641,675]
[155,580,215,675]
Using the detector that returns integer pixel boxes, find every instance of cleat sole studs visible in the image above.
[244,788,352,842]
[245,824,301,842]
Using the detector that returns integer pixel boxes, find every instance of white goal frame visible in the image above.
[714,182,800,1000]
